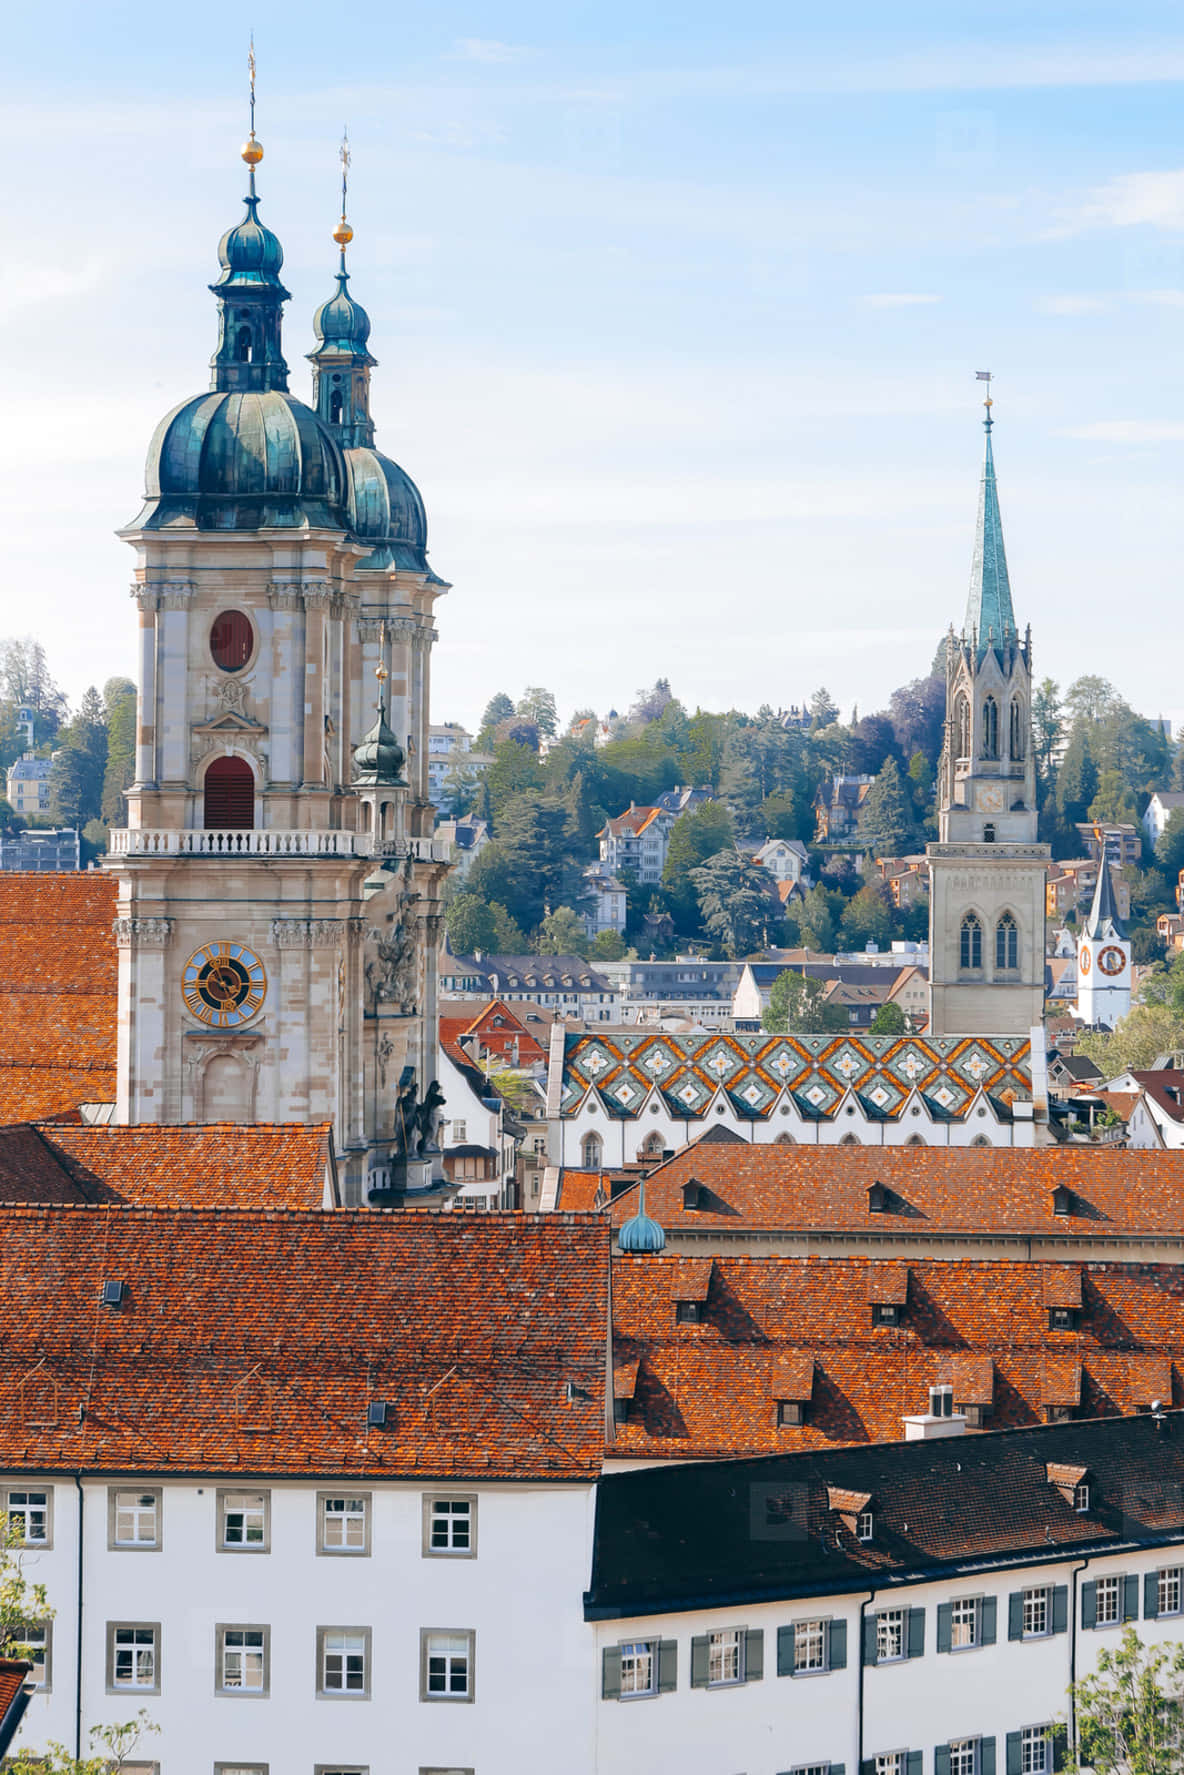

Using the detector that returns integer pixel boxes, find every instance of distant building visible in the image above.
[813,774,874,841]
[583,869,627,939]
[427,723,490,812]
[614,958,741,1028]
[1076,822,1141,869]
[1046,859,1131,923]
[439,950,618,1020]
[1145,790,1184,848]
[875,854,929,909]
[1075,851,1131,1030]
[752,836,810,886]
[5,753,52,819]
[0,827,79,872]
[598,805,674,885]
[435,813,490,882]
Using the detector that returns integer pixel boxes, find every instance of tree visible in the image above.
[483,741,546,822]
[856,758,918,857]
[628,679,674,726]
[869,1001,907,1036]
[0,637,68,748]
[887,674,946,771]
[1056,727,1098,829]
[1031,677,1063,787]
[690,850,783,958]
[1067,1626,1184,1775]
[490,903,528,952]
[480,692,515,732]
[1078,1003,1184,1076]
[761,969,847,1033]
[467,796,588,935]
[8,1716,157,1775]
[479,1056,539,1116]
[445,894,498,955]
[1156,809,1184,883]
[1065,674,1120,727]
[100,678,136,827]
[810,687,839,728]
[536,906,589,957]
[798,883,843,954]
[589,929,627,960]
[839,881,897,950]
[48,686,107,829]
[1089,768,1138,828]
[515,687,558,737]
[661,803,736,932]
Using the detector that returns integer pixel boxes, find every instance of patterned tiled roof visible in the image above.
[0,1209,608,1479]
[610,1255,1184,1460]
[0,1123,334,1208]
[606,1140,1184,1238]
[0,875,117,1119]
[559,1030,1031,1121]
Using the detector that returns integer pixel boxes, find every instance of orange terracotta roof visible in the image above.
[555,1170,607,1211]
[609,1254,1184,1461]
[607,1139,1184,1240]
[0,1657,30,1753]
[0,874,117,1120]
[0,1208,608,1479]
[0,1123,334,1208]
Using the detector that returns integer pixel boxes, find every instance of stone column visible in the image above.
[388,616,414,762]
[131,589,159,793]
[267,584,301,789]
[301,586,332,793]
[157,581,193,786]
[272,918,312,1121]
[114,916,173,1124]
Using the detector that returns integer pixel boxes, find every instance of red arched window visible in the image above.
[203,756,255,829]
[209,611,253,672]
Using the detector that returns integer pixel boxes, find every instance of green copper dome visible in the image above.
[618,1182,666,1254]
[347,447,433,571]
[312,266,372,356]
[352,698,405,785]
[215,189,287,291]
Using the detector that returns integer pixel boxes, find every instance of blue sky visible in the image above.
[7,1,1184,733]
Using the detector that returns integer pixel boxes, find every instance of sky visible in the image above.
[7,1,1184,735]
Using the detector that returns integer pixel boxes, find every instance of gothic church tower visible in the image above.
[927,401,1050,1036]
[106,119,450,1202]
[1075,841,1132,1029]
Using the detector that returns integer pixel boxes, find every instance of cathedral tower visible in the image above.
[107,113,450,1202]
[1075,837,1132,1029]
[927,395,1050,1036]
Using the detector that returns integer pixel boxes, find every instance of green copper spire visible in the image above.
[309,131,377,447]
[209,43,291,394]
[963,394,1017,653]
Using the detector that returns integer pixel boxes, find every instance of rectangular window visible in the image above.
[109,1488,161,1550]
[107,1624,159,1694]
[423,1495,476,1557]
[421,1630,474,1702]
[794,1619,826,1673]
[876,1759,903,1775]
[19,1620,50,1690]
[219,1490,269,1552]
[877,1609,905,1663]
[858,1510,874,1542]
[217,1625,268,1695]
[6,1489,50,1547]
[1021,1728,1050,1775]
[707,1628,743,1686]
[950,1741,978,1775]
[215,1766,269,1775]
[1160,1568,1183,1616]
[619,1640,655,1698]
[951,1597,979,1650]
[1023,1587,1049,1638]
[319,1494,370,1556]
[1096,1576,1120,1625]
[318,1628,370,1697]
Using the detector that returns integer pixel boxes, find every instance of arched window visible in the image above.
[971,1134,991,1148]
[235,325,252,363]
[581,1133,603,1169]
[995,912,1019,972]
[905,1134,926,1148]
[1009,698,1024,760]
[640,1131,665,1157]
[839,1132,861,1146]
[329,389,343,424]
[959,913,983,970]
[981,697,999,759]
[773,1132,796,1146]
[955,695,970,760]
[203,755,255,829]
[209,610,253,672]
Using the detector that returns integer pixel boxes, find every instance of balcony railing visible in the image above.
[109,829,453,863]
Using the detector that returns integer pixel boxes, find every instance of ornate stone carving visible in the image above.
[302,582,335,609]
[208,674,252,715]
[157,580,195,610]
[268,583,303,611]
[271,918,346,949]
[130,585,159,612]
[113,917,173,949]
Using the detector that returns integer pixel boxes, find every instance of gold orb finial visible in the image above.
[241,131,264,166]
[375,661,389,684]
[333,218,354,247]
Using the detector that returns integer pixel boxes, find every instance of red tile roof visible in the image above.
[0,1122,334,1208]
[0,1209,608,1479]
[0,874,117,1119]
[610,1254,1184,1460]
[0,1658,30,1756]
[608,1138,1184,1240]
[554,1170,607,1211]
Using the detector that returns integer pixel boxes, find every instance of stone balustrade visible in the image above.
[109,828,453,863]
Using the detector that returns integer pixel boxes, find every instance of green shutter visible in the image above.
[980,1596,997,1646]
[937,1602,952,1654]
[1123,1574,1139,1621]
[744,1628,764,1682]
[908,1753,923,1775]
[1146,1571,1160,1619]
[690,1635,709,1688]
[602,1645,622,1699]
[657,1638,677,1693]
[828,1618,847,1670]
[1081,1581,1097,1629]
[1051,1725,1068,1772]
[830,1765,845,1775]
[862,1762,876,1775]
[907,1606,925,1659]
[1052,1586,1068,1634]
[980,1736,996,1775]
[1005,1733,1022,1775]
[936,1746,951,1775]
[1008,1592,1024,1640]
[862,1615,878,1665]
[777,1623,795,1677]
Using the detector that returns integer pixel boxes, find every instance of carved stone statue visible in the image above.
[414,1079,446,1155]
[394,1067,418,1155]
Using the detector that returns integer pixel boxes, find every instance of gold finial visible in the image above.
[332,128,354,249]
[975,368,993,427]
[241,35,263,166]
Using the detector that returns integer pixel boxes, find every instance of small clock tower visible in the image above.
[1076,839,1132,1029]
[106,117,450,1202]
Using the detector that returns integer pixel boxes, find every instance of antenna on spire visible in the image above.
[975,368,993,431]
[241,34,263,176]
[248,34,257,133]
[333,128,354,258]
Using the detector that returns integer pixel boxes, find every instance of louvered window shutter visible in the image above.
[935,1746,951,1775]
[1005,1733,1022,1775]
[1145,1571,1160,1619]
[907,1754,922,1775]
[203,755,255,829]
[828,1618,847,1669]
[937,1602,952,1654]
[907,1607,925,1658]
[1052,1586,1068,1634]
[1008,1592,1024,1640]
[1122,1574,1139,1621]
[980,1736,996,1775]
[601,1646,622,1699]
[1081,1581,1097,1629]
[862,1763,876,1775]
[744,1628,763,1681]
[980,1596,997,1645]
[777,1623,795,1677]
[862,1615,878,1666]
[657,1639,677,1692]
[690,1636,709,1688]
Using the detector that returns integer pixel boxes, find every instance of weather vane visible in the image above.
[975,368,993,427]
[242,35,263,169]
[333,128,354,252]
[248,35,257,133]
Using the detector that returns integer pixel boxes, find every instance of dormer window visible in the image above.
[1050,1307,1076,1331]
[675,1301,701,1324]
[771,1356,815,1428]
[681,1180,703,1212]
[1044,1268,1083,1332]
[867,1182,889,1214]
[867,1263,908,1326]
[857,1510,874,1543]
[1052,1186,1073,1218]
[1074,1481,1090,1513]
[670,1259,713,1325]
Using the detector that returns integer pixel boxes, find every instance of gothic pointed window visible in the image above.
[995,912,1019,972]
[955,695,970,761]
[203,756,255,830]
[982,697,999,760]
[1009,697,1024,760]
[959,913,983,971]
[581,1133,603,1169]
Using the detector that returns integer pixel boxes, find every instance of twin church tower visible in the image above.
[107,113,449,1202]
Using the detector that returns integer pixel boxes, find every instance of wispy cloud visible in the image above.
[1061,420,1184,443]
[864,293,941,308]
[453,38,530,65]
[1067,168,1184,233]
[1037,294,1110,315]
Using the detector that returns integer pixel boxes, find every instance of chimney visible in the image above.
[902,1410,967,1441]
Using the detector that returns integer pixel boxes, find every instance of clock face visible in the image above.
[978,783,1005,813]
[1079,947,1091,976]
[1098,945,1126,977]
[182,941,267,1028]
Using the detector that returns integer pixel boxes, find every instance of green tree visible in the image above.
[628,679,674,726]
[1065,674,1120,727]
[839,881,897,950]
[682,711,727,790]
[1089,768,1138,828]
[798,883,843,954]
[1067,1625,1184,1775]
[481,692,515,731]
[445,894,499,955]
[856,758,918,857]
[1031,677,1064,790]
[868,1001,907,1036]
[7,1716,157,1775]
[100,678,136,826]
[1078,1003,1184,1076]
[536,906,590,957]
[721,713,806,836]
[0,637,68,749]
[1156,809,1184,883]
[49,686,107,829]
[810,687,839,728]
[490,903,528,952]
[761,969,847,1033]
[906,751,934,820]
[483,741,546,822]
[661,803,736,932]
[467,796,588,934]
[690,850,783,957]
[589,929,627,960]
[515,687,559,737]
[479,1056,538,1115]
[1056,727,1098,830]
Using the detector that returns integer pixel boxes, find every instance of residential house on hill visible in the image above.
[439,951,617,1021]
[1145,789,1184,847]
[813,774,874,841]
[1046,858,1131,923]
[582,869,627,939]
[1076,821,1141,868]
[1126,1069,1184,1151]
[875,854,929,909]
[434,813,490,882]
[598,805,674,885]
[751,837,810,886]
[4,754,52,819]
[614,959,742,1029]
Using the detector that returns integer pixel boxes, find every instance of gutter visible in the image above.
[73,1474,83,1761]
[1068,1556,1090,1757]
[857,1587,876,1774]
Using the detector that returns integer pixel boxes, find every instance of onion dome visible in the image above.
[347,448,434,572]
[618,1182,666,1254]
[352,693,405,785]
[129,391,347,532]
[313,265,372,358]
